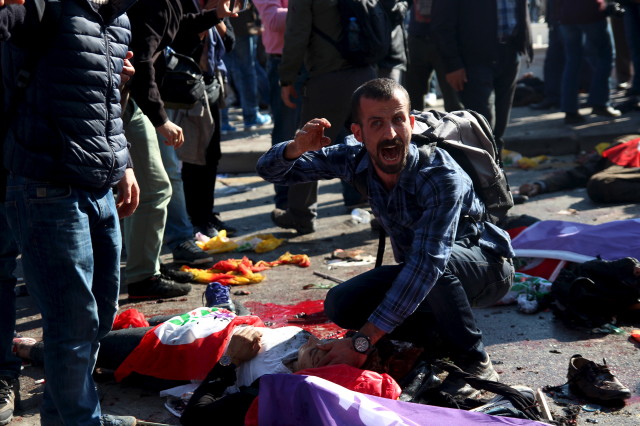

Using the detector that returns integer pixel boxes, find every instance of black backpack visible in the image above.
[351,109,514,267]
[312,0,391,67]
[549,257,640,328]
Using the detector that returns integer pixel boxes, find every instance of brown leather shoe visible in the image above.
[567,354,631,402]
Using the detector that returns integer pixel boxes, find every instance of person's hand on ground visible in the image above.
[157,120,184,148]
[116,168,140,218]
[446,68,467,92]
[281,85,298,109]
[519,182,542,197]
[284,118,332,159]
[316,338,367,368]
[226,326,263,365]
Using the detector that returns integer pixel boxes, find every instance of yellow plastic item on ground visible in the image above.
[517,155,548,170]
[201,230,239,254]
[253,234,285,253]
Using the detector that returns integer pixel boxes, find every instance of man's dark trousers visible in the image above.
[324,239,514,362]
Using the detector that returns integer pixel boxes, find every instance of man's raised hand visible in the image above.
[284,118,332,160]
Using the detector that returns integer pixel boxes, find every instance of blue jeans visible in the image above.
[624,3,640,95]
[224,34,264,123]
[157,116,194,251]
[0,204,20,380]
[560,20,614,113]
[266,55,305,209]
[324,240,514,362]
[5,175,121,425]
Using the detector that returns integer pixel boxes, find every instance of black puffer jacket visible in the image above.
[1,0,135,190]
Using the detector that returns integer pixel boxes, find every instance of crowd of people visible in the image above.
[0,0,638,425]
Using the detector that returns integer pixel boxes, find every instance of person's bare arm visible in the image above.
[317,322,385,368]
[116,168,140,218]
[225,326,263,366]
[283,118,332,159]
[446,68,467,92]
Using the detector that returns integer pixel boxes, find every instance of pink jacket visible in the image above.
[253,0,288,54]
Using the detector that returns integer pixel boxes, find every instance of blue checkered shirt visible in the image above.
[256,140,515,333]
[497,0,517,40]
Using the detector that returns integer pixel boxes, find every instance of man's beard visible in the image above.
[371,136,407,175]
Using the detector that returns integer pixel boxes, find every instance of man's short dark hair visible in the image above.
[349,78,411,125]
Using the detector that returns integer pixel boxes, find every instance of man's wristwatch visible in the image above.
[351,332,373,354]
[218,355,235,367]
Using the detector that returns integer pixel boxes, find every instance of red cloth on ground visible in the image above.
[112,308,149,330]
[601,137,640,167]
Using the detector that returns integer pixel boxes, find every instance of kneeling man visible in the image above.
[256,78,515,396]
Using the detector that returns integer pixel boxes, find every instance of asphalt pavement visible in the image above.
[11,81,640,424]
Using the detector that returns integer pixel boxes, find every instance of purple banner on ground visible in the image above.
[258,374,544,426]
[511,219,640,262]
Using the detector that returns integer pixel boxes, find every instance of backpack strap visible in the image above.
[311,25,341,53]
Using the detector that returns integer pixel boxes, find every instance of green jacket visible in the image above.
[279,0,351,84]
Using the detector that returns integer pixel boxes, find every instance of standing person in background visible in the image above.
[530,0,563,110]
[253,0,306,211]
[405,0,462,112]
[622,1,640,109]
[610,9,631,91]
[275,0,377,234]
[0,0,140,423]
[377,0,409,83]
[171,0,238,238]
[432,0,532,156]
[127,0,230,265]
[222,4,272,131]
[557,0,621,125]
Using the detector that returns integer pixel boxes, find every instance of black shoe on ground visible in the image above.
[203,212,238,237]
[564,112,586,125]
[0,377,18,426]
[159,264,195,283]
[439,356,500,399]
[567,354,631,402]
[591,106,622,117]
[271,208,315,235]
[172,240,213,265]
[128,275,192,300]
[530,98,558,110]
[100,414,137,426]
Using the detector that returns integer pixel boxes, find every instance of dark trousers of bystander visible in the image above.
[458,42,520,155]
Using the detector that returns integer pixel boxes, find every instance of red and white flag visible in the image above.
[114,307,263,382]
